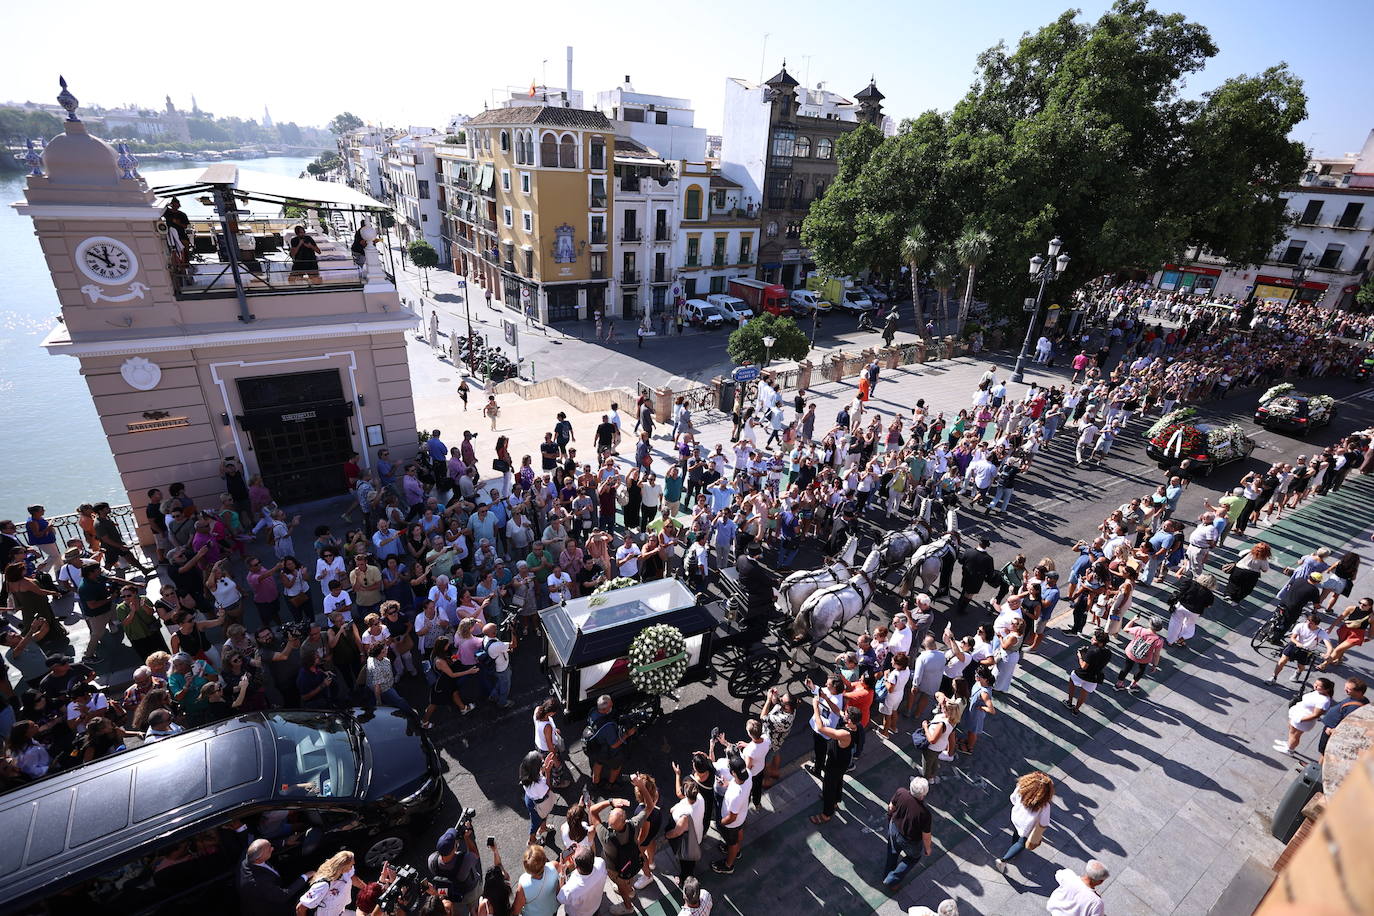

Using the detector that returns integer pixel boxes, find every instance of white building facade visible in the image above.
[675,162,759,300]
[383,130,448,267]
[1154,129,1374,311]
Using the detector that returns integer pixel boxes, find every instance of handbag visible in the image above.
[492,458,511,473]
[1221,561,1237,574]
[1026,821,1047,850]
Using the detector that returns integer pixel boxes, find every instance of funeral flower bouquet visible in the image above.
[627,624,688,696]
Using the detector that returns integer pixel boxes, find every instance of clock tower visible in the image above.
[16,77,171,320]
[16,78,421,544]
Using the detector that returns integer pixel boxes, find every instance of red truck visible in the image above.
[728,278,790,316]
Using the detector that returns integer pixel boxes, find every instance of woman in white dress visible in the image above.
[1276,677,1334,756]
[993,618,1024,693]
[297,850,365,916]
[878,652,912,737]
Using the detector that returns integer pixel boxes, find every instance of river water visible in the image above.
[0,155,316,521]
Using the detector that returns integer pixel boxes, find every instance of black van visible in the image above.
[1,708,445,916]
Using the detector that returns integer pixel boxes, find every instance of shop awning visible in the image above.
[146,166,390,212]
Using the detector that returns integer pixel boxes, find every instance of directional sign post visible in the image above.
[733,365,760,383]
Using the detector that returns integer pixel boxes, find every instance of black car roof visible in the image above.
[0,716,272,909]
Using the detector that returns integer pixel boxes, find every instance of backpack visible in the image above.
[1124,631,1155,662]
[475,637,497,674]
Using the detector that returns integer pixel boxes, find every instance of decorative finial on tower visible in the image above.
[57,76,80,122]
[25,139,44,177]
[116,142,141,180]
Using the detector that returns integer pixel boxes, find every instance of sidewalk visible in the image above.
[624,473,1374,916]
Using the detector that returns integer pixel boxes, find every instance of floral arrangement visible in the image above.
[1309,395,1335,416]
[1261,397,1302,419]
[1207,424,1248,461]
[1260,383,1294,404]
[1146,407,1197,439]
[588,576,638,607]
[1154,422,1204,457]
[627,624,689,696]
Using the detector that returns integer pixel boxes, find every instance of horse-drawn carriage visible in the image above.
[538,520,964,718]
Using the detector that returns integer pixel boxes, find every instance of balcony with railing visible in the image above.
[480,217,497,232]
[622,269,638,283]
[712,254,727,267]
[620,176,642,193]
[170,218,369,299]
[654,230,672,243]
[651,270,671,284]
[621,228,642,243]
[590,231,607,246]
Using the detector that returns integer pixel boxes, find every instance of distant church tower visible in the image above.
[263,105,274,129]
[190,95,202,116]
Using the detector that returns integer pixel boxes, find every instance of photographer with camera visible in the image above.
[583,695,637,792]
[428,815,483,915]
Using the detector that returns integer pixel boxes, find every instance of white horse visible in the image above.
[866,523,932,579]
[897,531,963,596]
[789,546,881,650]
[775,534,858,620]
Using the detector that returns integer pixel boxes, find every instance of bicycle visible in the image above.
[1250,610,1287,660]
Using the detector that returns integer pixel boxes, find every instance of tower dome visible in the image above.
[40,77,121,188]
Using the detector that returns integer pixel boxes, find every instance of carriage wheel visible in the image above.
[726,646,783,699]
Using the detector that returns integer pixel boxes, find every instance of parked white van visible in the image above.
[706,294,752,323]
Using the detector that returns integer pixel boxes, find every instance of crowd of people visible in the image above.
[2,281,1373,915]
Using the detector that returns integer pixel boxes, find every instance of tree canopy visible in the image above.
[802,0,1308,321]
[727,314,811,367]
[329,112,364,135]
[408,240,440,269]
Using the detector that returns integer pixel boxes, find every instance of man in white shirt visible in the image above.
[557,846,608,916]
[737,718,771,808]
[1075,422,1101,466]
[481,622,514,708]
[711,752,751,875]
[889,612,914,659]
[1046,861,1108,916]
[144,708,185,742]
[547,565,574,605]
[615,536,641,579]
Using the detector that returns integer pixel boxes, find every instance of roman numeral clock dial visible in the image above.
[75,236,140,286]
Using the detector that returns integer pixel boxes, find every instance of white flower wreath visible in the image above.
[627,624,689,696]
[588,576,639,606]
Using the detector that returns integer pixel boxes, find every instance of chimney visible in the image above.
[566,46,574,97]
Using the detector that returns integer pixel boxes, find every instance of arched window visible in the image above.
[795,135,811,158]
[684,186,703,220]
[500,131,510,153]
[559,134,577,169]
[540,132,558,167]
[766,221,778,239]
[816,138,833,160]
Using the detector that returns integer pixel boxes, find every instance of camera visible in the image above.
[457,807,476,830]
[377,863,422,913]
[282,621,310,642]
[619,703,657,733]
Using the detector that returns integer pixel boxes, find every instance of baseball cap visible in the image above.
[436,828,458,856]
[1308,572,1324,583]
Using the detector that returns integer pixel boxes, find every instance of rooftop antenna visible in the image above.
[802,55,813,90]
[759,33,770,83]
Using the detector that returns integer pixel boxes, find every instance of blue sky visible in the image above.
[6,0,1370,156]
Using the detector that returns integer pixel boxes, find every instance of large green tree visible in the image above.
[328,112,364,135]
[727,314,810,367]
[803,0,1308,324]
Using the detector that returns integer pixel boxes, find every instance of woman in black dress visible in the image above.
[420,636,469,727]
[288,225,321,284]
[809,699,859,825]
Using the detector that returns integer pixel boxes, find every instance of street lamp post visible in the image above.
[1289,251,1317,305]
[1011,237,1071,385]
[762,334,776,369]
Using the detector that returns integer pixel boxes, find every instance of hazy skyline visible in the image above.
[6,0,1370,157]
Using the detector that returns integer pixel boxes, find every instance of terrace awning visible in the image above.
[146,166,390,212]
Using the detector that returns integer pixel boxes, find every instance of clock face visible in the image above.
[75,236,139,285]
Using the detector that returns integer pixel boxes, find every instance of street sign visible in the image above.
[503,319,518,347]
[457,279,467,288]
[1023,297,1037,312]
[733,366,760,382]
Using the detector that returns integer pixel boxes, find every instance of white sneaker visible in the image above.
[632,873,653,889]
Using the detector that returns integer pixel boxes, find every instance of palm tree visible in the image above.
[900,224,931,337]
[954,228,993,337]
[931,250,961,329]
